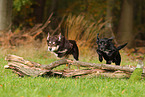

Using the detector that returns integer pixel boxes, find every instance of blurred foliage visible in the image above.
[56,0,107,21]
[12,0,108,28]
[13,0,34,29]
[12,0,145,41]
[13,0,32,11]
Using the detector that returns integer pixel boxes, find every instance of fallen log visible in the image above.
[78,72,131,79]
[4,54,144,78]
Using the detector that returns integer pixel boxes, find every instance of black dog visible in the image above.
[47,33,79,61]
[96,33,127,65]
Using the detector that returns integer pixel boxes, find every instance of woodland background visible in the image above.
[0,1,145,96]
[0,0,145,48]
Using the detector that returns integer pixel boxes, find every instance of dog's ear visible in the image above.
[47,33,50,40]
[108,36,114,41]
[58,33,62,41]
[96,33,99,43]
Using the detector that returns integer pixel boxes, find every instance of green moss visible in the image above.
[129,68,143,81]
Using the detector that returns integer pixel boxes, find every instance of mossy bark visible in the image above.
[129,60,144,81]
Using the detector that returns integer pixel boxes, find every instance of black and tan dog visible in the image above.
[47,33,79,68]
[96,33,127,65]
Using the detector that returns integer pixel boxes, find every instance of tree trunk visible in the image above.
[0,0,13,34]
[105,0,114,38]
[33,0,46,23]
[117,0,134,48]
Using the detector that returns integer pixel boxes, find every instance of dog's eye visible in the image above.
[53,42,55,44]
[47,41,51,45]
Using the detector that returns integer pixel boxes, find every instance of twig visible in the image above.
[29,13,53,35]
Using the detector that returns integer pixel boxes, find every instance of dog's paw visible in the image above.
[99,57,103,62]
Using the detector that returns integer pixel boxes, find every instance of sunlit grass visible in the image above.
[0,63,145,97]
[0,44,145,97]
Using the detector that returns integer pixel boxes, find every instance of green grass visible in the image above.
[0,45,145,97]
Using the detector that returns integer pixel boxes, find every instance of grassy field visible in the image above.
[0,45,145,97]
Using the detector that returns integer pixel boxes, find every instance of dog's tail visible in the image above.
[117,43,128,50]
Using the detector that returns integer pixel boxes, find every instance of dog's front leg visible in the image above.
[99,55,103,62]
[97,50,103,62]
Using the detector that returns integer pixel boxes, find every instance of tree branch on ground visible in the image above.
[4,54,145,79]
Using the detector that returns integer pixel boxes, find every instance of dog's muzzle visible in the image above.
[100,47,105,51]
[48,46,59,52]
